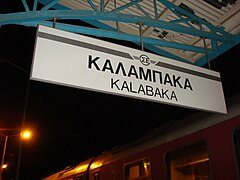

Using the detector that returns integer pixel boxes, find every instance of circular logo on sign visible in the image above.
[140,54,150,66]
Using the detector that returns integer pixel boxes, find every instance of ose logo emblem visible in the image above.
[140,55,150,66]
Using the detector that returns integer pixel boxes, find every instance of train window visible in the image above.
[124,158,151,180]
[91,171,100,180]
[234,129,240,175]
[75,176,85,180]
[75,172,86,180]
[165,142,212,180]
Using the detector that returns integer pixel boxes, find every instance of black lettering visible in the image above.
[146,85,154,96]
[171,91,178,101]
[138,84,145,95]
[154,88,162,98]
[173,75,183,89]
[115,62,127,76]
[129,82,137,93]
[163,74,173,86]
[121,81,129,91]
[102,59,114,73]
[88,55,100,70]
[152,70,163,84]
[184,78,193,91]
[111,78,120,90]
[128,65,138,79]
[162,89,169,99]
[139,67,152,82]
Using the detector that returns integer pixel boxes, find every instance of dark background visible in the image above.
[1,2,240,179]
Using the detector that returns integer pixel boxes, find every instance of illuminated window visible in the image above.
[234,129,240,175]
[124,158,151,180]
[91,172,100,180]
[75,172,86,180]
[166,142,212,180]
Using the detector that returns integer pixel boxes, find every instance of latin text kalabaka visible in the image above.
[88,55,193,101]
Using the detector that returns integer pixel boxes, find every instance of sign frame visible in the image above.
[31,25,227,114]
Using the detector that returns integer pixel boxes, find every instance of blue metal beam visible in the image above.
[87,0,98,11]
[33,0,38,12]
[211,40,218,52]
[39,1,117,31]
[111,0,143,13]
[159,0,233,40]
[41,0,60,11]
[195,36,240,66]
[36,0,188,63]
[17,20,212,54]
[170,17,193,24]
[169,11,196,29]
[21,0,30,12]
[135,4,151,18]
[100,0,104,11]
[144,44,191,64]
[2,0,238,67]
[153,0,158,20]
[0,10,234,43]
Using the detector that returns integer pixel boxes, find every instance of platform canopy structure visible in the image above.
[1,0,240,67]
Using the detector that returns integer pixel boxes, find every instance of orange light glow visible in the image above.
[2,164,7,169]
[21,130,32,139]
[90,162,102,169]
[75,164,88,172]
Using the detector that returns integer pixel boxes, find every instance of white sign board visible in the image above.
[31,25,227,114]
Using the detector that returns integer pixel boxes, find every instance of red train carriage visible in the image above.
[43,94,240,180]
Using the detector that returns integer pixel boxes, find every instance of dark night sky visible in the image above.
[0,24,195,179]
[1,3,240,179]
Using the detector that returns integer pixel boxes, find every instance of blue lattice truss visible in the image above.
[1,0,239,66]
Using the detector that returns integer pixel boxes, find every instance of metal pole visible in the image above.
[114,0,119,32]
[0,135,8,180]
[200,24,211,69]
[16,80,31,180]
[138,23,144,51]
[53,17,57,28]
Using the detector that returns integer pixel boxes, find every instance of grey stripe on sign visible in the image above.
[37,31,134,60]
[133,55,140,60]
[156,61,221,82]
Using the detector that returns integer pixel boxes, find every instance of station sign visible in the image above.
[31,25,227,114]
